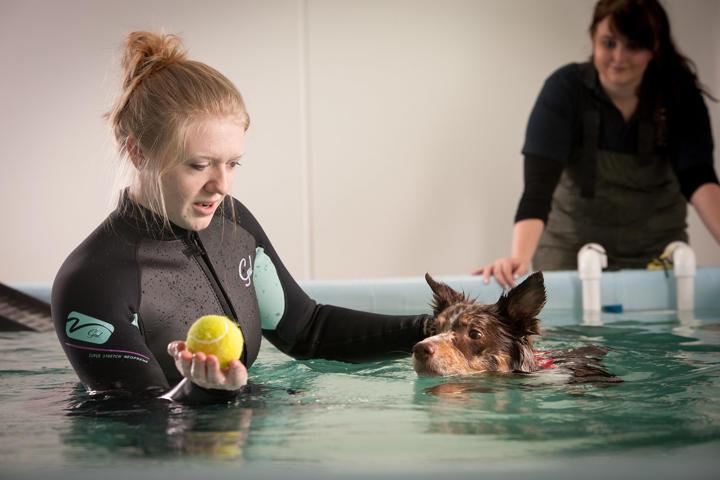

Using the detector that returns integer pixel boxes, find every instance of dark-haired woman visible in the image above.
[476,0,720,288]
[51,32,433,404]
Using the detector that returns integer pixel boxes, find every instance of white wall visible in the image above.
[0,0,718,284]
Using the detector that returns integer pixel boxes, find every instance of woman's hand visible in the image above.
[472,258,529,289]
[473,219,544,289]
[167,340,248,391]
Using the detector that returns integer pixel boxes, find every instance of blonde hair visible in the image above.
[106,31,249,226]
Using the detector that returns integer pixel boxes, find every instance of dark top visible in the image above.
[52,193,430,403]
[516,62,717,223]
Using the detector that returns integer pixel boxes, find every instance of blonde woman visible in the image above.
[52,32,433,403]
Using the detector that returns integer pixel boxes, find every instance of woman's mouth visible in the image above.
[193,201,216,215]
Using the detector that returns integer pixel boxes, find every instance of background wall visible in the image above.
[1,0,718,284]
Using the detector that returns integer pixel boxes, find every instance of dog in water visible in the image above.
[413,272,620,383]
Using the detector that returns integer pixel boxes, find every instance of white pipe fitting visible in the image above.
[577,243,607,313]
[663,241,696,312]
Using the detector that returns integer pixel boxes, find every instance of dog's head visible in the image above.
[413,272,546,376]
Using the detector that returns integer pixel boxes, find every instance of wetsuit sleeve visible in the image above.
[235,199,432,363]
[51,241,170,397]
[669,88,718,200]
[515,154,564,223]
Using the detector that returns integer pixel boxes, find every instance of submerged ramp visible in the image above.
[0,283,53,332]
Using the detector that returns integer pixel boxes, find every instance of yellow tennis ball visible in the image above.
[186,315,244,369]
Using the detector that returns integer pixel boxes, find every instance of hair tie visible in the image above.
[130,59,161,84]
[140,59,159,72]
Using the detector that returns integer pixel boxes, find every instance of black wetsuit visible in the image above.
[52,193,430,403]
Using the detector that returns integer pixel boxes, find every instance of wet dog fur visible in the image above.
[413,272,620,383]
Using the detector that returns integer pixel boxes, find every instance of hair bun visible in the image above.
[121,31,186,88]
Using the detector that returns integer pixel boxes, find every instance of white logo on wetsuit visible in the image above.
[239,255,253,287]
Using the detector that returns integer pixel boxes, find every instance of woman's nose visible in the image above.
[613,44,628,61]
[205,166,231,194]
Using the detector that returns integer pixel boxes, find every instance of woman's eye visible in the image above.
[469,330,482,340]
[228,161,242,168]
[191,164,209,171]
[601,38,616,49]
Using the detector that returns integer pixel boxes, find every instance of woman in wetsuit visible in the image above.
[51,31,433,403]
[475,0,720,288]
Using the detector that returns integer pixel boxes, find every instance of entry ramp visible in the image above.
[0,282,53,332]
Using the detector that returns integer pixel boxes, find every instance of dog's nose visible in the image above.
[413,342,436,358]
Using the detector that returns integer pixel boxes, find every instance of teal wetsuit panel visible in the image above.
[253,247,286,330]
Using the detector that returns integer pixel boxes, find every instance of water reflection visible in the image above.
[61,386,259,461]
[673,310,701,338]
[412,375,550,438]
[582,310,603,326]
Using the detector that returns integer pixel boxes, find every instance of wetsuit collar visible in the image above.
[112,189,191,240]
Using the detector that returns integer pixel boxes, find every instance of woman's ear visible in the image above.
[125,136,145,170]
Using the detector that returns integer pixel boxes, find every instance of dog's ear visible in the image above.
[495,271,546,336]
[425,273,466,315]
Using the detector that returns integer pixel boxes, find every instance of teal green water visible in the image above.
[1,310,719,479]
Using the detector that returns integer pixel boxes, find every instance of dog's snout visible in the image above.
[413,341,436,358]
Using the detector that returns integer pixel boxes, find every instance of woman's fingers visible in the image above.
[481,266,492,285]
[167,341,248,390]
[168,341,195,378]
[190,351,209,386]
[226,360,249,389]
[472,259,534,289]
[168,340,188,361]
[514,262,529,279]
[167,340,180,357]
[497,260,517,288]
[474,259,516,288]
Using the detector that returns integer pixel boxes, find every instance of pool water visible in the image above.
[2,310,719,479]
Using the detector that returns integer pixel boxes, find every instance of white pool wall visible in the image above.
[14,267,720,317]
[299,267,720,314]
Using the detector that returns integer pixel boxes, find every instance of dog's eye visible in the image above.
[468,330,483,340]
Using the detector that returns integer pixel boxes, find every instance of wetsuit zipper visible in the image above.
[184,230,246,363]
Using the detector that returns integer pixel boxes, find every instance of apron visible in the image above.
[533,76,687,271]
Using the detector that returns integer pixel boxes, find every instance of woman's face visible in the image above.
[160,117,245,231]
[592,16,653,93]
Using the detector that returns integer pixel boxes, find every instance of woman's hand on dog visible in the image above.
[472,257,529,288]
